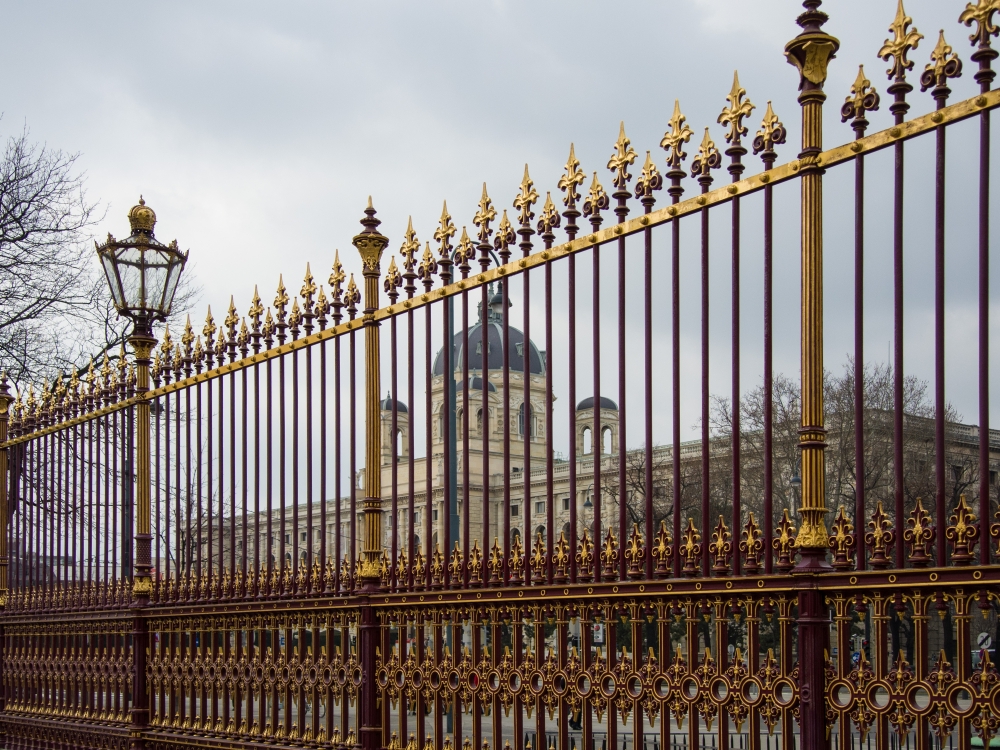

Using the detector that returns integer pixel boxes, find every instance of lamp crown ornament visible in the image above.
[128,195,156,234]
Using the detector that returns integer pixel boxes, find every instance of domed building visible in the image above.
[373,291,555,550]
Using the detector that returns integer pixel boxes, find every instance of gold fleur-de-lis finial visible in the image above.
[248,286,264,332]
[329,249,346,297]
[454,226,474,270]
[301,263,317,309]
[86,357,96,391]
[473,183,496,245]
[344,273,360,308]
[288,298,302,333]
[583,172,608,217]
[607,121,637,189]
[214,325,227,358]
[225,296,239,334]
[400,217,419,273]
[960,0,1000,48]
[513,164,538,225]
[314,285,329,323]
[660,100,694,169]
[878,0,924,81]
[417,241,437,285]
[634,151,662,199]
[383,255,402,297]
[160,324,173,357]
[691,128,721,178]
[921,30,963,94]
[537,192,560,237]
[202,306,216,341]
[493,209,514,257]
[181,316,194,352]
[752,102,787,157]
[558,143,585,208]
[718,71,755,144]
[433,201,456,258]
[237,317,249,354]
[842,66,881,124]
[274,275,289,318]
[262,308,275,342]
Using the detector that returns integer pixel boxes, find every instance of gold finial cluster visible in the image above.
[513,165,539,226]
[879,0,924,81]
[660,100,694,170]
[607,121,637,189]
[558,144,585,207]
[718,71,755,144]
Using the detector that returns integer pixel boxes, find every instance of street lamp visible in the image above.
[95,197,187,600]
[96,197,187,333]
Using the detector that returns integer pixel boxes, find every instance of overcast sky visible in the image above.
[1,0,996,448]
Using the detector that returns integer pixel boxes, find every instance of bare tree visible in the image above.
[0,125,199,387]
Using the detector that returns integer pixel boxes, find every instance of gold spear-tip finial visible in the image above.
[879,0,924,80]
[607,121,637,189]
[661,99,694,169]
[718,70,755,144]
[558,143,585,207]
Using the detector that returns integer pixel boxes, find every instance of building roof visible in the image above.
[380,393,408,413]
[577,396,618,411]
[432,316,544,376]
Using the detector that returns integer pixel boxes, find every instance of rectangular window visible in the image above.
[562,497,570,511]
[433,509,439,522]
[300,532,307,542]
[991,470,997,486]
[511,505,519,517]
[535,501,545,515]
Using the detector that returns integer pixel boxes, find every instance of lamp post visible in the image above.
[95,197,187,600]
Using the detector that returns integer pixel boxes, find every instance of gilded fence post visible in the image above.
[785,1,837,747]
[129,321,156,749]
[353,197,389,750]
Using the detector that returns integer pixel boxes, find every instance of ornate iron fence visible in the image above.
[2,1,1000,749]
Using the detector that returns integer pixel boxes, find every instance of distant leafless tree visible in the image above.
[0,125,198,387]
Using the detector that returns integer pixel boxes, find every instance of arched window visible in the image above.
[562,522,571,539]
[511,528,521,544]
[582,427,592,455]
[396,428,402,454]
[457,408,464,438]
[476,408,483,433]
[519,403,534,437]
[602,426,613,454]
[534,525,545,542]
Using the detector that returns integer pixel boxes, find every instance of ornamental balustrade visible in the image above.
[1,2,1000,749]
